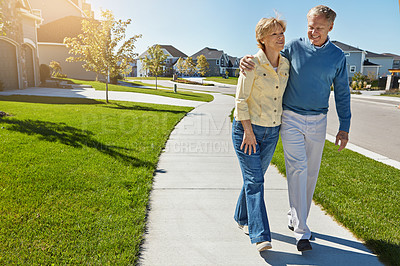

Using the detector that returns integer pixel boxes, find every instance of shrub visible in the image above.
[39,64,51,84]
[53,72,67,78]
[49,61,62,76]
[110,74,123,84]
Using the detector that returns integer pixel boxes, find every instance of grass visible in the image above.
[173,78,214,86]
[271,138,400,265]
[380,89,400,97]
[205,76,238,85]
[64,78,214,103]
[0,95,192,264]
[122,80,172,90]
[126,77,172,81]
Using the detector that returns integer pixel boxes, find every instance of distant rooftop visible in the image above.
[331,41,363,52]
[382,53,400,60]
[139,44,187,58]
[365,51,392,58]
[191,47,224,59]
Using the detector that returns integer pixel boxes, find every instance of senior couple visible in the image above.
[232,5,351,252]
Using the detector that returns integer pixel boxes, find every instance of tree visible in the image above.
[0,0,9,36]
[49,61,62,76]
[196,55,209,78]
[175,57,185,77]
[64,10,141,103]
[183,57,196,77]
[141,45,168,89]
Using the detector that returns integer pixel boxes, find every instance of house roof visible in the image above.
[228,56,239,67]
[365,50,392,58]
[331,41,363,52]
[363,60,380,66]
[159,45,187,58]
[382,53,400,60]
[139,44,187,58]
[37,16,84,43]
[191,47,224,59]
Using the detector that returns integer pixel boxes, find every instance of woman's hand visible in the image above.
[240,120,257,155]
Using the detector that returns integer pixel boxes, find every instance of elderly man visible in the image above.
[240,5,351,252]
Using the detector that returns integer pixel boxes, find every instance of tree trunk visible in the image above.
[106,80,109,103]
[155,76,158,90]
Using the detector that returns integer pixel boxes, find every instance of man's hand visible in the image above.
[239,55,255,75]
[335,130,349,151]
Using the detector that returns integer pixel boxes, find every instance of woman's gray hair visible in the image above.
[307,5,336,23]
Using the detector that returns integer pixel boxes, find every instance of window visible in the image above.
[216,60,220,65]
[344,53,350,57]
[350,65,356,73]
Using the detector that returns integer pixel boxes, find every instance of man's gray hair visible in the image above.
[307,5,336,23]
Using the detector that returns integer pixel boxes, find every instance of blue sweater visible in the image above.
[281,38,351,132]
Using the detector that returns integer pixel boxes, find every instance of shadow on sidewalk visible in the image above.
[259,232,381,265]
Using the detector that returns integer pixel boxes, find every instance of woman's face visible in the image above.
[262,24,285,52]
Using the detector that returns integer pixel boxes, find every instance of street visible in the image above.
[327,93,400,162]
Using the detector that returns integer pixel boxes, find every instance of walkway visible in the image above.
[0,87,204,107]
[139,93,382,265]
[0,86,386,265]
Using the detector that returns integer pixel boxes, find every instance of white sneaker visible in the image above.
[256,241,272,252]
[238,224,249,235]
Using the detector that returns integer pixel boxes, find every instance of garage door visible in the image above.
[23,44,35,87]
[0,40,18,90]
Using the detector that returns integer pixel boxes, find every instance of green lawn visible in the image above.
[0,95,192,264]
[205,76,238,85]
[64,78,214,103]
[126,77,172,81]
[271,138,400,265]
[381,94,400,98]
[122,80,172,90]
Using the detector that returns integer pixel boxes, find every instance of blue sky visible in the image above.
[86,0,400,58]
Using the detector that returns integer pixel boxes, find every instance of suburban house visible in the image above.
[364,51,393,77]
[332,40,395,81]
[30,0,97,80]
[136,44,187,77]
[0,0,42,90]
[191,47,239,77]
[383,53,400,76]
[227,55,240,77]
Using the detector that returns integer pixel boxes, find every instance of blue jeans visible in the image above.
[232,119,280,244]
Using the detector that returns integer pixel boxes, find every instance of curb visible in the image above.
[326,134,400,170]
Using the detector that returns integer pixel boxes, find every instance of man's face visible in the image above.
[307,14,333,47]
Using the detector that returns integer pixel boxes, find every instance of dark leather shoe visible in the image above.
[288,226,313,240]
[297,239,312,252]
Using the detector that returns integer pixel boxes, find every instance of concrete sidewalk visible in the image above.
[0,87,204,107]
[139,93,382,265]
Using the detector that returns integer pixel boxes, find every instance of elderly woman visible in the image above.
[232,16,289,252]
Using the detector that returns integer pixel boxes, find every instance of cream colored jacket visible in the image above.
[234,49,290,127]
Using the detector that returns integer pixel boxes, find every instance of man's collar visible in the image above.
[308,36,330,49]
